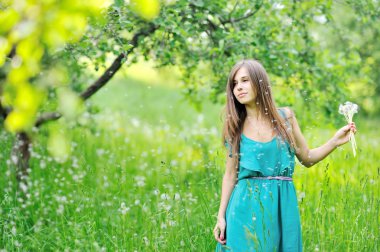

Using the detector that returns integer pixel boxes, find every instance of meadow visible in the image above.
[0,74,378,251]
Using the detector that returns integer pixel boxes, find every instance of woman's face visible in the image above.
[232,67,256,104]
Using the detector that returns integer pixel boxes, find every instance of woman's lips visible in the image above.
[238,93,247,98]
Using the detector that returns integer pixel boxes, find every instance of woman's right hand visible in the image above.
[332,122,357,147]
[213,217,226,244]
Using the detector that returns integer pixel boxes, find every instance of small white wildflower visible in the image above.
[11,226,16,236]
[57,204,64,215]
[118,202,130,215]
[160,193,170,200]
[299,192,306,199]
[143,236,149,246]
[168,220,176,226]
[174,193,181,200]
[153,189,160,195]
[19,182,28,193]
[134,175,146,187]
[96,148,105,156]
[363,195,367,203]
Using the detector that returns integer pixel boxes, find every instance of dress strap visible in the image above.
[278,108,290,128]
[224,140,233,158]
[277,108,296,154]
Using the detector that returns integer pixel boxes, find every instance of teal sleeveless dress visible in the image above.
[215,109,302,252]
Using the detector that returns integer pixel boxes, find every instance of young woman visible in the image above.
[213,59,357,252]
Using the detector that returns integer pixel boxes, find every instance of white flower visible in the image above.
[338,101,359,157]
[143,236,150,246]
[314,15,327,24]
[57,205,64,215]
[134,175,146,187]
[299,191,306,200]
[153,189,160,195]
[118,202,130,215]
[339,101,359,118]
[174,193,181,200]
[160,193,170,200]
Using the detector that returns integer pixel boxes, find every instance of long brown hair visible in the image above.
[221,59,297,172]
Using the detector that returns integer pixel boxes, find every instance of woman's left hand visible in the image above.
[332,122,357,147]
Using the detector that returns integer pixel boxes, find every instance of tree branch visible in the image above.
[0,100,8,119]
[36,24,158,127]
[228,0,240,21]
[0,100,5,118]
[220,1,263,25]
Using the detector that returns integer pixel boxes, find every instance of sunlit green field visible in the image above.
[0,76,378,251]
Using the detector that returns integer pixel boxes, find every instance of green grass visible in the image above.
[0,76,378,251]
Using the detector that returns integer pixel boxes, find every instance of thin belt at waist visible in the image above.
[240,176,293,181]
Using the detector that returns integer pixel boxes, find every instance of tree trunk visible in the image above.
[12,132,31,187]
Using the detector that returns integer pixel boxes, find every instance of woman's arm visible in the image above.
[217,152,237,219]
[282,107,357,168]
[214,151,237,244]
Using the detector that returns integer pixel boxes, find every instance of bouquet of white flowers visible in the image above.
[338,101,359,157]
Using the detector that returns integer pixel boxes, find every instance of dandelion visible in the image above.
[143,236,150,246]
[57,204,64,215]
[118,202,130,215]
[338,101,359,157]
[298,191,306,201]
[153,188,160,195]
[11,226,16,236]
[134,175,146,187]
[169,220,177,227]
[160,193,170,200]
[174,193,181,200]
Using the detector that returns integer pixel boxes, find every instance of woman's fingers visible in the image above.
[219,227,226,244]
[349,122,357,134]
[214,226,222,243]
[220,226,225,241]
[213,225,226,244]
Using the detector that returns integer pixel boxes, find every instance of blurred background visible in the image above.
[0,0,378,251]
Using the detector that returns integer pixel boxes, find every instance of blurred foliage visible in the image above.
[315,0,380,115]
[54,0,378,126]
[0,0,106,136]
[0,0,379,138]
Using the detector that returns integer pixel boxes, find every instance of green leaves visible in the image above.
[130,0,161,20]
[4,84,45,133]
[0,8,20,34]
[0,0,105,133]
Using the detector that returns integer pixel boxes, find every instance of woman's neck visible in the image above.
[245,103,261,120]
